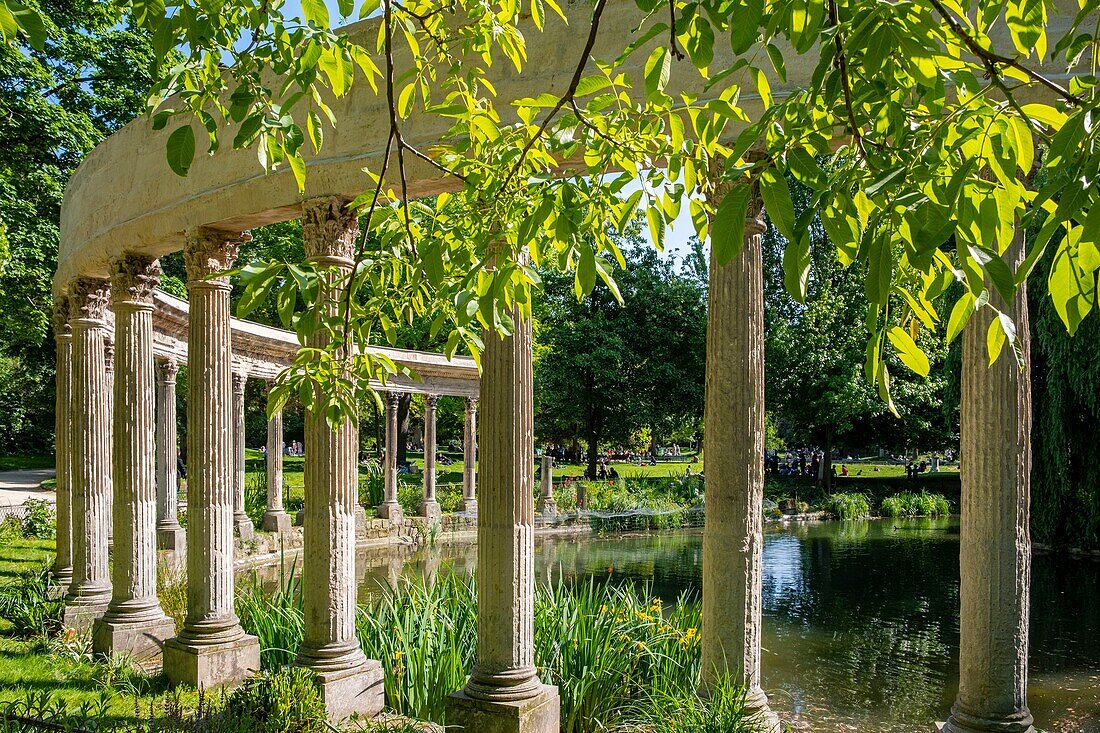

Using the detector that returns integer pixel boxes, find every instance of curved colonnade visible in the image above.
[52,1,1053,730]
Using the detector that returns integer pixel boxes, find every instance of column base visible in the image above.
[376,502,404,523]
[62,585,111,629]
[157,525,187,552]
[446,685,559,733]
[92,613,176,667]
[461,499,478,515]
[354,505,368,534]
[418,500,442,524]
[940,706,1036,733]
[164,632,260,689]
[304,660,385,721]
[537,497,558,516]
[261,510,293,533]
[234,515,255,540]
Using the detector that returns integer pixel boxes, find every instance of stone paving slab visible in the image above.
[0,469,57,507]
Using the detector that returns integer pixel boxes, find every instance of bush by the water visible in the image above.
[237,569,738,732]
[879,491,950,517]
[822,492,871,520]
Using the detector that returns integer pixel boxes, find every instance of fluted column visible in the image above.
[447,304,560,730]
[461,397,478,513]
[164,228,259,689]
[232,368,254,539]
[155,358,186,551]
[295,197,384,719]
[943,228,1036,733]
[699,176,779,731]
[104,335,114,543]
[261,385,291,533]
[377,391,403,521]
[62,278,113,630]
[419,394,442,523]
[537,455,557,516]
[93,255,175,661]
[52,299,74,588]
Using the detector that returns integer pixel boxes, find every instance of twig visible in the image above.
[828,0,866,159]
[667,0,684,61]
[498,0,609,193]
[927,0,1085,106]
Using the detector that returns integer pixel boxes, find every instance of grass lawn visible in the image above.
[0,455,54,472]
[0,537,194,722]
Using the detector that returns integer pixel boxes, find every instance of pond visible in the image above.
[264,519,1100,732]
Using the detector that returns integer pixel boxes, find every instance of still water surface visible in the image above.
[320,519,1100,731]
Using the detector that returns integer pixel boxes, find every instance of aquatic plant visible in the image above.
[0,564,62,639]
[237,570,717,732]
[879,491,951,518]
[822,492,871,520]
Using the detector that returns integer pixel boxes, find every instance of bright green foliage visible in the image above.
[534,234,707,477]
[238,571,712,731]
[879,491,951,518]
[822,492,871,520]
[222,667,330,733]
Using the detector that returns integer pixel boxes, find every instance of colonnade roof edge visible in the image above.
[147,288,480,397]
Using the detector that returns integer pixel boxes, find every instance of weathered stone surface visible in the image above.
[942,228,1036,733]
[419,394,442,523]
[232,368,254,540]
[699,173,778,730]
[163,632,260,689]
[64,277,113,630]
[52,298,74,587]
[262,391,291,533]
[446,686,560,733]
[462,397,478,514]
[537,456,557,516]
[458,303,552,718]
[295,197,383,722]
[377,391,404,522]
[166,228,256,690]
[94,254,174,664]
[155,358,186,553]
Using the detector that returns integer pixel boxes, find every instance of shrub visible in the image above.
[220,667,328,733]
[0,565,62,639]
[880,491,951,518]
[822,492,871,520]
[639,678,754,733]
[20,500,55,539]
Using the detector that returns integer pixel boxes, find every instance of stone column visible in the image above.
[377,391,404,521]
[447,306,560,732]
[261,387,291,533]
[232,368,254,539]
[461,397,478,513]
[104,335,114,542]
[155,358,186,551]
[419,394,442,523]
[52,299,74,589]
[942,229,1036,733]
[537,455,557,516]
[295,197,384,719]
[699,177,779,731]
[164,228,259,689]
[62,278,113,630]
[93,255,176,662]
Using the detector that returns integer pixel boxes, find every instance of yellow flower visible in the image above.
[394,650,405,660]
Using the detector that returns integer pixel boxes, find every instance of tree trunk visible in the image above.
[585,408,601,480]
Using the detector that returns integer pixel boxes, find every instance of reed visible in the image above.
[822,492,872,520]
[879,491,951,518]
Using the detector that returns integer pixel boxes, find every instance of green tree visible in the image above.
[0,0,152,450]
[534,233,707,477]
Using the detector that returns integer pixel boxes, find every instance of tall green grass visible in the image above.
[879,491,951,517]
[237,571,719,732]
[822,492,871,520]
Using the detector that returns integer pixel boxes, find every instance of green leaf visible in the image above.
[782,233,811,302]
[644,47,671,99]
[302,0,330,27]
[647,205,666,251]
[166,124,196,177]
[864,236,893,307]
[712,186,751,265]
[986,315,1006,365]
[887,326,930,377]
[759,169,795,241]
[946,291,975,344]
[729,0,763,53]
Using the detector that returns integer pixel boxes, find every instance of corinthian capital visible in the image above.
[184,227,250,285]
[302,197,359,264]
[53,297,72,338]
[110,254,161,306]
[68,277,111,322]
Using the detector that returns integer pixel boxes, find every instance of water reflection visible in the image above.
[245,519,1100,732]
